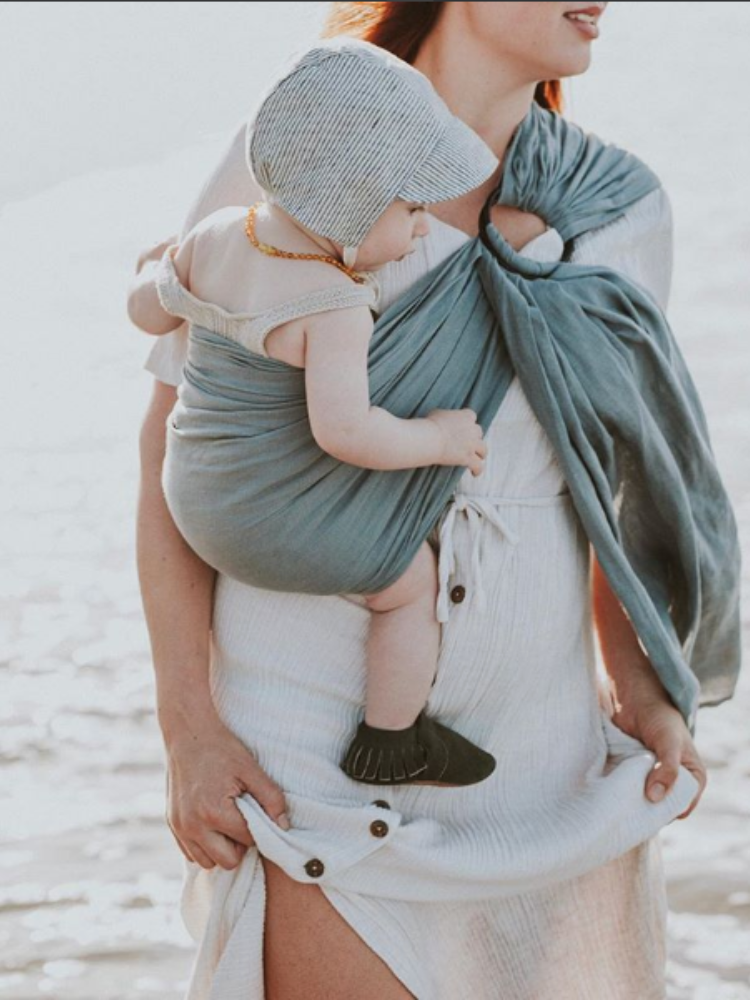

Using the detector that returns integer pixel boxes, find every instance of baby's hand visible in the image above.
[426,408,487,477]
[135,234,179,275]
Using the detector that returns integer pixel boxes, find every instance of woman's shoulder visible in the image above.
[573,186,672,255]
[570,186,674,312]
[188,204,249,236]
[178,118,263,235]
[185,205,252,266]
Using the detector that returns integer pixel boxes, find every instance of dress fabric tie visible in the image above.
[434,491,574,624]
[435,494,520,624]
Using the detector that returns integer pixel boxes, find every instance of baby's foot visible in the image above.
[339,709,496,787]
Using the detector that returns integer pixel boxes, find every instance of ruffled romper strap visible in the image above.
[154,244,380,358]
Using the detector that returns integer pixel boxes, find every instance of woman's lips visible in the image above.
[564,12,600,38]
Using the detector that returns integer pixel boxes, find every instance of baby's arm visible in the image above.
[128,117,263,337]
[127,232,196,335]
[305,306,442,469]
[304,306,485,473]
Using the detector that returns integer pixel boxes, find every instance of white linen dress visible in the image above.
[143,123,700,999]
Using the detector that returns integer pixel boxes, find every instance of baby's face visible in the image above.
[353,201,431,271]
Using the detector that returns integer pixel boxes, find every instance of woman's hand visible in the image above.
[609,689,707,820]
[591,547,707,820]
[163,711,291,871]
[139,381,290,871]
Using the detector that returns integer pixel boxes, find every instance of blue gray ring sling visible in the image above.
[163,100,742,735]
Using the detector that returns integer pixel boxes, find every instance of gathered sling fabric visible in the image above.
[160,99,741,734]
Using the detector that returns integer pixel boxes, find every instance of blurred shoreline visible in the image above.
[2,2,749,996]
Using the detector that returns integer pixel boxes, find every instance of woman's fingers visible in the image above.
[641,713,708,818]
[645,751,681,803]
[186,784,289,871]
[164,774,196,862]
[237,761,291,831]
[178,801,252,871]
[642,719,682,801]
[167,817,197,863]
[219,800,258,849]
[674,754,708,819]
[185,835,228,870]
[164,720,291,873]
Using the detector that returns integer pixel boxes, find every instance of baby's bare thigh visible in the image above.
[261,855,416,999]
[364,540,438,612]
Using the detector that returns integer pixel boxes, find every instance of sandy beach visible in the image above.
[1,3,748,997]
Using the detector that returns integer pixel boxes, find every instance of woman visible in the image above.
[132,4,711,997]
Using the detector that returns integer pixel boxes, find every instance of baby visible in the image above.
[131,38,500,787]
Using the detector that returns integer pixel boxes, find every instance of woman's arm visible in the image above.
[135,116,294,869]
[591,550,707,818]
[139,381,291,870]
[582,185,707,817]
[137,380,218,733]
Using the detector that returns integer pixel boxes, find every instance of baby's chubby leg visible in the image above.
[361,542,440,730]
[342,543,496,787]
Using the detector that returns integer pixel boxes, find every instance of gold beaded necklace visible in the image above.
[244,202,368,284]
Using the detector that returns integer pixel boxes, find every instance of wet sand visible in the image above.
[2,17,749,996]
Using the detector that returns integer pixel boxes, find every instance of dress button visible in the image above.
[370,799,391,809]
[369,819,389,838]
[304,858,325,878]
[450,584,466,604]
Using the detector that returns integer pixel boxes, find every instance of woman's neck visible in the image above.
[413,22,537,163]
[412,19,541,240]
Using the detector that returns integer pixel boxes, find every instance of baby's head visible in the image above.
[245,37,499,271]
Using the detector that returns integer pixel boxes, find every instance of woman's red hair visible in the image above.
[322,2,564,114]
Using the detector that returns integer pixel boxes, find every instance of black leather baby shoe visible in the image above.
[340,708,496,787]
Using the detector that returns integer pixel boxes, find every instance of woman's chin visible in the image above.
[555,48,595,77]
